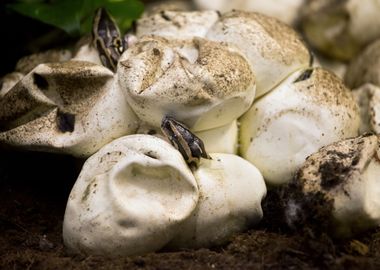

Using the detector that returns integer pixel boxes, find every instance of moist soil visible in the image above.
[1,150,380,270]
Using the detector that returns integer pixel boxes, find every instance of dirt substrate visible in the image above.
[1,150,380,270]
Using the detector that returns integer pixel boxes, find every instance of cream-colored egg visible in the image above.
[143,0,193,16]
[195,120,238,154]
[194,0,305,25]
[206,10,311,98]
[63,135,199,256]
[118,36,255,131]
[345,38,380,89]
[240,67,360,185]
[0,72,24,98]
[288,134,380,238]
[301,0,380,61]
[352,83,380,134]
[313,54,347,79]
[15,49,72,74]
[0,61,138,157]
[168,153,266,248]
[137,10,219,39]
[72,43,102,66]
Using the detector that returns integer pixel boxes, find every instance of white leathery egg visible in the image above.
[240,67,360,185]
[195,120,238,154]
[167,153,266,249]
[136,10,220,39]
[345,38,380,89]
[72,43,102,66]
[194,0,305,26]
[352,83,380,134]
[206,10,311,98]
[344,39,380,134]
[301,0,380,61]
[313,54,347,80]
[287,134,380,238]
[118,36,256,131]
[63,135,199,256]
[143,0,193,16]
[15,49,72,74]
[0,72,24,98]
[0,61,138,157]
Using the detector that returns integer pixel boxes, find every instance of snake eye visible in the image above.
[113,38,125,54]
[161,116,211,168]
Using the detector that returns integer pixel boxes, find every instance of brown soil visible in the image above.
[1,150,380,270]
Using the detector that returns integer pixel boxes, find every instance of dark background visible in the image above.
[0,2,72,77]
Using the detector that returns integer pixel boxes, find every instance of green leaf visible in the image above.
[106,0,144,30]
[8,0,144,37]
[80,0,144,35]
[8,0,84,36]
